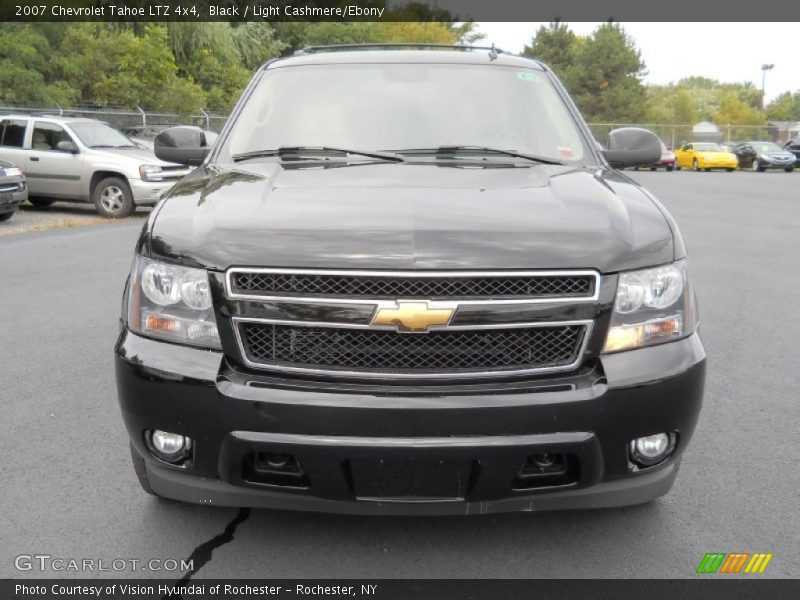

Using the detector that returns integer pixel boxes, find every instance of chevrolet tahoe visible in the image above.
[115,45,706,514]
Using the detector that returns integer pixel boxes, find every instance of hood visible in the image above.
[146,162,675,273]
[96,147,182,167]
[763,151,794,160]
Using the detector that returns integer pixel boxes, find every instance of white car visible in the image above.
[0,115,191,217]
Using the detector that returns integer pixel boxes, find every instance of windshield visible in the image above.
[694,143,723,152]
[226,63,589,163]
[69,121,135,148]
[753,142,781,153]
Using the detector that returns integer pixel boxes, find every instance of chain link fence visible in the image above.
[2,105,798,150]
[588,123,800,149]
[0,104,229,132]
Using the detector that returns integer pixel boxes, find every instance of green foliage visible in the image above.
[569,23,648,122]
[0,21,475,113]
[272,21,479,55]
[523,22,647,122]
[0,24,77,105]
[521,21,575,81]
[766,92,800,121]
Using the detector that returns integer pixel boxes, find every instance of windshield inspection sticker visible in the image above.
[558,147,575,159]
[516,71,540,82]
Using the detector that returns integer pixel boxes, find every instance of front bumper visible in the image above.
[700,161,737,169]
[128,178,181,205]
[0,181,27,214]
[115,330,706,515]
[762,159,795,169]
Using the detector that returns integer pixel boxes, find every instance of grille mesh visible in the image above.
[239,323,586,374]
[231,272,594,300]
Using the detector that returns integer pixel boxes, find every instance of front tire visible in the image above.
[0,211,14,221]
[785,167,794,173]
[752,159,765,172]
[93,177,134,218]
[666,164,675,171]
[726,168,734,172]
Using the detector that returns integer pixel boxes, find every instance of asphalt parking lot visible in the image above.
[1,170,798,579]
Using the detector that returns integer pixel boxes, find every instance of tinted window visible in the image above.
[228,63,590,164]
[32,122,73,151]
[0,119,27,148]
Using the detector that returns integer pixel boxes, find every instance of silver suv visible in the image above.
[0,115,191,217]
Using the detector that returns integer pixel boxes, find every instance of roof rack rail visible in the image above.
[295,43,508,57]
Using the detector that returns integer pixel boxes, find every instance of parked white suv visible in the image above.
[0,115,191,217]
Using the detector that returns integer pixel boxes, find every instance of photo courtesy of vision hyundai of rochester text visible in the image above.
[115,45,706,515]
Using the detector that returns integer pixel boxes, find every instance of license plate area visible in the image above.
[347,457,475,501]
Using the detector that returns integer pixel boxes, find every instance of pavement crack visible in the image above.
[164,507,251,596]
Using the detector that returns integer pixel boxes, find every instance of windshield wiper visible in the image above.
[395,146,565,165]
[232,146,405,163]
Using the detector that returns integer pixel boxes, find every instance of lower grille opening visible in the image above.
[513,453,579,490]
[238,322,587,376]
[243,452,309,489]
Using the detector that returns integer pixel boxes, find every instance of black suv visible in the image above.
[115,46,706,514]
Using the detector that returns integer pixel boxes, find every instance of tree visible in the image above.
[0,24,77,105]
[569,23,648,122]
[272,21,479,55]
[645,85,697,125]
[766,91,800,122]
[521,21,576,83]
[90,25,205,113]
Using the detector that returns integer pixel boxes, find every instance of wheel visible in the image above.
[666,165,674,172]
[693,159,700,171]
[130,443,159,496]
[726,168,734,172]
[0,211,14,221]
[785,167,794,173]
[93,176,134,218]
[703,168,711,172]
[752,159,765,172]
[633,166,639,171]
[649,167,657,171]
[27,197,56,207]
[674,163,681,171]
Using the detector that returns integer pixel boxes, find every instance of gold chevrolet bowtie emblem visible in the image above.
[372,301,454,333]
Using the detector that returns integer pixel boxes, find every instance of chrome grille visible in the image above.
[229,270,595,300]
[238,322,587,376]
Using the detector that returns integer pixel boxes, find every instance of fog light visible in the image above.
[149,430,190,463]
[630,433,675,467]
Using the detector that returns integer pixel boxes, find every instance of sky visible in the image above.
[474,23,797,103]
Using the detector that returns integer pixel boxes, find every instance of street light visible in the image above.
[761,64,775,109]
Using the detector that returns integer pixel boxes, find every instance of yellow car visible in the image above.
[674,142,738,172]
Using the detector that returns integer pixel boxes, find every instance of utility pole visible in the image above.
[761,64,774,110]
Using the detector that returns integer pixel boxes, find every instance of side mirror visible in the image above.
[154,126,212,166]
[603,127,662,168]
[56,140,79,154]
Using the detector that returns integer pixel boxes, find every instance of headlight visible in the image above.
[127,256,220,349]
[3,167,22,177]
[603,260,697,353]
[139,165,164,181]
